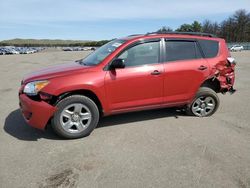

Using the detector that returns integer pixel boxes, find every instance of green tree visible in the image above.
[202,20,220,35]
[156,9,250,42]
[233,9,250,42]
[219,9,250,42]
[157,26,173,33]
[192,21,202,32]
[175,21,202,32]
[176,24,193,32]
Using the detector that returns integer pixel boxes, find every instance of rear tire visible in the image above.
[51,95,99,139]
[186,87,220,117]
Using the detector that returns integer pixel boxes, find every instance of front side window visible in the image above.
[165,40,202,62]
[117,42,160,67]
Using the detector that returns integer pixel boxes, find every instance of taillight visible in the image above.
[225,57,236,68]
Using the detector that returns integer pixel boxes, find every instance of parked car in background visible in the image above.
[0,46,45,55]
[83,47,92,51]
[27,48,36,54]
[2,48,12,55]
[16,47,29,54]
[62,47,73,51]
[230,45,244,52]
[19,32,236,139]
[0,49,6,55]
[4,48,19,55]
[62,46,96,51]
[5,47,19,54]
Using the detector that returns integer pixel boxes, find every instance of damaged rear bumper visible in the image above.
[213,57,236,94]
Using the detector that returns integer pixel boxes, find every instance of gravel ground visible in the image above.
[0,50,249,188]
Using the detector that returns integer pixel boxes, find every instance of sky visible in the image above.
[0,0,249,41]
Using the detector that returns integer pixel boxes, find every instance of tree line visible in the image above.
[157,9,250,42]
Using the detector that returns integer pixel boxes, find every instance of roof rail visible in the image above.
[145,31,216,38]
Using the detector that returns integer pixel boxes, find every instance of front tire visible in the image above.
[186,87,220,117]
[51,95,99,139]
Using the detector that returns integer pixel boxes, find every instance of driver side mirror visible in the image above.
[110,58,125,69]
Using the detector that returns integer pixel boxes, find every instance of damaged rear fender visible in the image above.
[210,57,236,93]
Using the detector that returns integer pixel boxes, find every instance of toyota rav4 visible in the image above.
[19,32,236,139]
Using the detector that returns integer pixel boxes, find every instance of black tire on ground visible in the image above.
[186,87,220,117]
[51,95,99,139]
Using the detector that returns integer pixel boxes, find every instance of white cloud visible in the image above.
[0,0,249,23]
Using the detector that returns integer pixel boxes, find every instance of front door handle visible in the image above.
[151,70,161,75]
[198,65,207,70]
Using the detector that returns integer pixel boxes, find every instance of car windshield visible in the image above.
[80,39,126,66]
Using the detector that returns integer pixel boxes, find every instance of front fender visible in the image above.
[41,72,108,113]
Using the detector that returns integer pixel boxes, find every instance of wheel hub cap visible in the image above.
[71,114,79,122]
[191,96,216,117]
[60,103,92,133]
[201,103,206,109]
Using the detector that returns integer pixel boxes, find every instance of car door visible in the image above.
[163,39,209,104]
[104,39,164,112]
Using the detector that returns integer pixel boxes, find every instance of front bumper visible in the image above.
[19,94,56,130]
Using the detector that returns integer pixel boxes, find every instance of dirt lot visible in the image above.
[0,50,250,188]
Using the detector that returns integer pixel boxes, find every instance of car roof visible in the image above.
[121,32,220,42]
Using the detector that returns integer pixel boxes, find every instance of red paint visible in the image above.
[19,34,235,130]
[19,94,56,129]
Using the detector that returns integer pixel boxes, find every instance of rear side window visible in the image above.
[165,40,202,62]
[198,40,219,58]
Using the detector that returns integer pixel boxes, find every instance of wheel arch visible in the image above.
[52,89,104,116]
[200,78,221,93]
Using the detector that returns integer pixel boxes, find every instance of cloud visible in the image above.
[0,0,249,23]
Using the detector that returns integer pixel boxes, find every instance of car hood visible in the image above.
[23,62,92,84]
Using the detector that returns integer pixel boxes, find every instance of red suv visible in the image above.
[19,32,236,139]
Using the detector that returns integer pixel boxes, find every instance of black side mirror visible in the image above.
[110,58,125,69]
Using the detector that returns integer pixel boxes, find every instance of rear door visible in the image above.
[163,39,209,104]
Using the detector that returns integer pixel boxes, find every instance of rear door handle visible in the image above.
[198,65,207,70]
[151,70,161,75]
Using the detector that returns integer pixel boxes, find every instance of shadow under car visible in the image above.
[4,108,184,141]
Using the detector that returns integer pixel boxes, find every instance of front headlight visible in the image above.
[23,80,49,95]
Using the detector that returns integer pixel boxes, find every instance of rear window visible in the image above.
[165,40,202,62]
[198,40,219,58]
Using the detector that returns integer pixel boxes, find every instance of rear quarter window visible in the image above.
[198,40,219,58]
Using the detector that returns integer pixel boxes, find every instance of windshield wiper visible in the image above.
[79,61,96,66]
[75,59,82,63]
